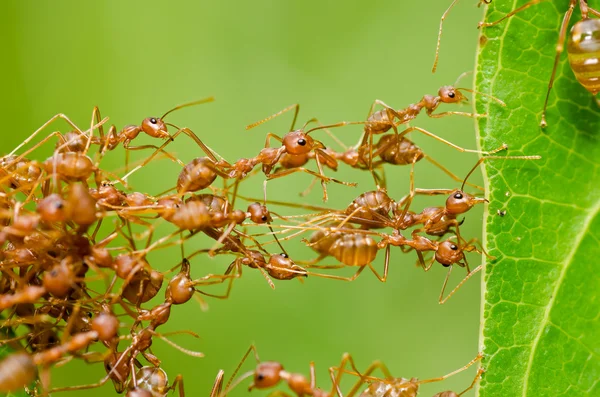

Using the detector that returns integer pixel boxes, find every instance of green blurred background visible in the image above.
[1,1,490,396]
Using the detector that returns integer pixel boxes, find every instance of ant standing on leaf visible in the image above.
[477,0,600,126]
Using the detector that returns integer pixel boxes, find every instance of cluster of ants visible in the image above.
[0,82,538,396]
[3,0,579,393]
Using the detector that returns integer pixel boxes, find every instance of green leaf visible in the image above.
[474,1,600,396]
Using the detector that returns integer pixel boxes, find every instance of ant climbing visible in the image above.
[478,0,600,127]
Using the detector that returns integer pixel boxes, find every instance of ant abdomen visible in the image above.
[0,352,37,394]
[377,135,424,166]
[568,18,600,95]
[177,157,218,193]
[135,366,170,395]
[347,190,394,221]
[329,233,378,267]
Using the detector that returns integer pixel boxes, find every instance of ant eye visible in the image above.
[297,139,306,146]
[55,202,64,209]
[150,118,157,124]
[454,192,463,199]
[448,92,455,98]
[257,373,265,381]
[280,253,288,258]
[450,244,458,251]
[261,216,268,221]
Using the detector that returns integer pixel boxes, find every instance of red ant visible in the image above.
[331,352,484,397]
[478,0,600,126]
[219,345,334,397]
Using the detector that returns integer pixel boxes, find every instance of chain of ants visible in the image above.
[0,57,542,395]
[4,0,590,394]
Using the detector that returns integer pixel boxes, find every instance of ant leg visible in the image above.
[208,223,238,255]
[7,131,66,165]
[124,144,186,166]
[195,272,236,300]
[151,333,204,358]
[588,6,600,18]
[246,104,300,132]
[540,0,577,127]
[210,370,225,397]
[330,352,365,397]
[458,368,485,396]
[417,353,483,385]
[398,126,508,154]
[266,168,357,195]
[397,155,419,223]
[424,155,483,191]
[478,0,548,29]
[305,263,347,270]
[438,264,484,304]
[460,154,541,191]
[9,113,86,156]
[432,0,460,73]
[307,266,366,282]
[177,127,228,163]
[342,357,394,397]
[223,345,261,394]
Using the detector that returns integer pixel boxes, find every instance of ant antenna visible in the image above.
[160,97,215,120]
[456,87,507,107]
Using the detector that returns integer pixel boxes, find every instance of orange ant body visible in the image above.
[220,345,334,397]
[245,105,364,200]
[331,353,484,397]
[127,366,184,397]
[0,311,119,394]
[301,228,488,302]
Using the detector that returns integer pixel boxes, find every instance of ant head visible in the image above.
[42,258,76,298]
[282,130,316,155]
[445,190,487,215]
[36,193,67,223]
[250,361,283,390]
[136,366,169,395]
[435,240,464,266]
[267,253,308,280]
[438,86,467,104]
[92,312,120,342]
[141,117,170,139]
[247,202,272,224]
